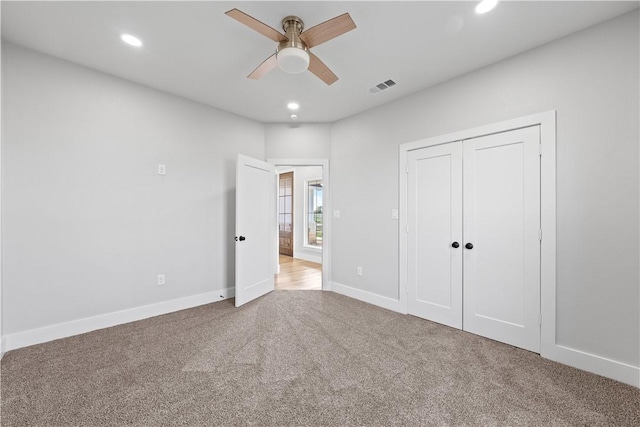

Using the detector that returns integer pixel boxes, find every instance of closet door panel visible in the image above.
[407,142,463,329]
[462,126,541,352]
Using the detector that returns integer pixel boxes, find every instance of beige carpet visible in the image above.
[1,291,638,426]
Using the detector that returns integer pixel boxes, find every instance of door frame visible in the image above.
[268,158,331,291]
[399,111,556,357]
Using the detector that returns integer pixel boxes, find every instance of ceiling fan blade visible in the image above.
[308,52,338,86]
[300,13,356,48]
[226,9,287,43]
[247,53,278,80]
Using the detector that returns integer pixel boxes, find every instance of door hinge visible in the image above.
[539,144,542,156]
[538,313,542,326]
[406,224,409,234]
[538,229,542,241]
[406,164,409,174]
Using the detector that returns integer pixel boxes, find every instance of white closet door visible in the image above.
[407,142,463,329]
[462,126,541,352]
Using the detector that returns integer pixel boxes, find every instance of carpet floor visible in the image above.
[1,290,639,426]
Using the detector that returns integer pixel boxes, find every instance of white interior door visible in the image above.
[462,126,541,352]
[407,142,463,329]
[235,154,276,307]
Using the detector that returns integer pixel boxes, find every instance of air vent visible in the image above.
[369,79,397,94]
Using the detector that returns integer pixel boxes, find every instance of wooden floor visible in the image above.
[275,254,322,290]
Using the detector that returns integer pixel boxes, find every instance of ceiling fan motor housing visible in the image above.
[277,15,310,73]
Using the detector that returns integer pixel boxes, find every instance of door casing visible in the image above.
[268,158,331,291]
[399,111,556,358]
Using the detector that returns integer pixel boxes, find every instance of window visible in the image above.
[306,179,323,248]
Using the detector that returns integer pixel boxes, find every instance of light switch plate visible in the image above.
[392,209,399,219]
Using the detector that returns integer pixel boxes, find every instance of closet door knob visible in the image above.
[465,243,474,250]
[239,236,246,241]
[451,242,460,248]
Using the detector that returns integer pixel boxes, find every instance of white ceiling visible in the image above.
[2,1,638,123]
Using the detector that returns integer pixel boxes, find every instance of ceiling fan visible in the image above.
[225,9,356,85]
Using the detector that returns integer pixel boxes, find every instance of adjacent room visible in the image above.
[274,165,324,291]
[1,1,639,425]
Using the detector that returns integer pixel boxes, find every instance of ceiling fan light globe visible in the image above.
[277,47,310,74]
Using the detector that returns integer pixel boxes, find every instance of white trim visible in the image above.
[292,251,322,264]
[399,111,639,388]
[268,158,331,291]
[0,39,3,359]
[331,281,404,314]
[538,112,558,363]
[400,112,555,152]
[3,288,233,352]
[545,344,640,387]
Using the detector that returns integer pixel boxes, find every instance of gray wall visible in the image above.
[265,123,331,160]
[2,43,264,334]
[330,11,639,367]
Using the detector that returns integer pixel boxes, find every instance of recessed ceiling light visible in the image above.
[121,34,143,47]
[475,0,498,14]
[287,102,300,111]
[290,114,298,120]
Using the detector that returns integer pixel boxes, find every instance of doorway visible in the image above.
[275,165,323,290]
[267,159,331,290]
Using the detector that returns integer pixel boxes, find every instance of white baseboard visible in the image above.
[5,284,637,389]
[331,281,404,314]
[3,288,234,353]
[293,250,322,264]
[544,343,639,388]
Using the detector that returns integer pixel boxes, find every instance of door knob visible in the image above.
[239,236,246,241]
[451,242,460,248]
[465,243,473,250]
